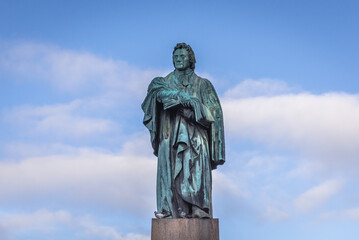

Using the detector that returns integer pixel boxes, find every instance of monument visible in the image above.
[142,43,225,240]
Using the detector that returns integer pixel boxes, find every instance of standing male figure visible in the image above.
[142,43,225,219]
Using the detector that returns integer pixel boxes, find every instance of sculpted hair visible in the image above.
[173,43,196,70]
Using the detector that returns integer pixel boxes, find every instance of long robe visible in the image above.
[142,70,225,218]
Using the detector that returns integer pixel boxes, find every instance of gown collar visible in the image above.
[174,69,194,87]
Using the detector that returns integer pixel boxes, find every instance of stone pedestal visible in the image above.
[151,218,219,240]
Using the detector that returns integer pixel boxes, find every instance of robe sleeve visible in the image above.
[141,76,184,155]
[200,79,226,169]
[141,77,167,156]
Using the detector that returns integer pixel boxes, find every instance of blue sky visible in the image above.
[0,1,358,239]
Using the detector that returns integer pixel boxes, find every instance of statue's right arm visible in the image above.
[157,90,178,102]
[148,77,180,109]
[148,77,193,109]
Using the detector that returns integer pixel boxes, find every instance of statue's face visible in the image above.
[173,48,190,71]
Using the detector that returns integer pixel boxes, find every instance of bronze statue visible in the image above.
[142,43,225,218]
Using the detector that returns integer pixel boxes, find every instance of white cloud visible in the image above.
[224,78,297,98]
[0,141,156,213]
[260,206,290,221]
[294,179,344,213]
[222,91,359,173]
[286,161,322,180]
[221,80,359,221]
[0,209,72,231]
[0,42,165,98]
[0,209,150,240]
[213,171,245,199]
[344,207,359,220]
[319,207,359,221]
[78,215,150,240]
[0,41,168,140]
[2,142,82,159]
[3,99,119,139]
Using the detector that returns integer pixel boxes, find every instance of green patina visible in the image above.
[142,43,225,218]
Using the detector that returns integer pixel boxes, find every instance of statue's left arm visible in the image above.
[200,79,225,169]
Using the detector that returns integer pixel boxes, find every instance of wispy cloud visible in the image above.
[0,42,165,98]
[0,209,150,240]
[4,100,118,139]
[220,79,359,222]
[319,207,359,221]
[260,206,290,221]
[213,171,246,199]
[224,78,298,98]
[0,137,156,214]
[294,179,344,213]
[222,82,359,174]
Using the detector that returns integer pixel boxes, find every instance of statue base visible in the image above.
[151,218,219,240]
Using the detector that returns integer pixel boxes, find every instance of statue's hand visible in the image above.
[178,93,192,107]
[189,97,201,108]
[179,108,195,121]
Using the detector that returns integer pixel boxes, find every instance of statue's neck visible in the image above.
[175,68,193,76]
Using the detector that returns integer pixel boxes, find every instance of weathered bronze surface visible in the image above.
[142,43,225,218]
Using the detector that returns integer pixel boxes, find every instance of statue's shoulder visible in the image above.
[151,72,173,82]
[149,75,166,86]
[150,76,164,83]
[164,71,174,80]
[148,72,174,91]
[194,73,215,90]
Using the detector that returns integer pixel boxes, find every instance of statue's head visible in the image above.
[172,43,196,70]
